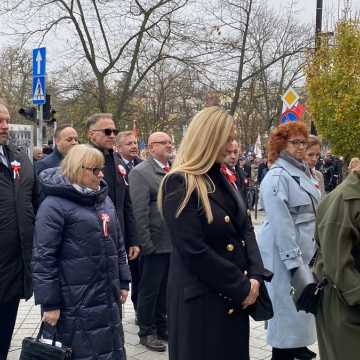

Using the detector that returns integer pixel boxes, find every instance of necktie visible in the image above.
[163,165,170,173]
[0,148,8,168]
[127,161,134,172]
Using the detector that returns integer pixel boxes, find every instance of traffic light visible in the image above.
[49,109,57,124]
[19,107,37,121]
[43,95,51,120]
[43,94,56,123]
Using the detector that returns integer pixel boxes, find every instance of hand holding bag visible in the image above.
[19,322,72,360]
[247,269,274,321]
[290,263,327,315]
[247,282,274,321]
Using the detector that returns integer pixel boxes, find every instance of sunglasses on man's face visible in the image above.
[92,128,119,136]
[82,166,104,176]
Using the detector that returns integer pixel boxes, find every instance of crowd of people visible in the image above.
[223,141,344,213]
[0,101,359,360]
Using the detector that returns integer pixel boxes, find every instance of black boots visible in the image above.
[139,334,166,352]
[272,347,316,360]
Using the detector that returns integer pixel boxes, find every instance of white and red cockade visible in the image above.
[117,164,128,185]
[11,160,21,180]
[100,213,110,238]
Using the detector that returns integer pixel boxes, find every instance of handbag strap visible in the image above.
[36,322,58,346]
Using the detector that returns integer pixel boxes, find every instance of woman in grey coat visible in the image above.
[258,122,320,360]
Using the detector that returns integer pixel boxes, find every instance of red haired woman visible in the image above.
[258,122,320,360]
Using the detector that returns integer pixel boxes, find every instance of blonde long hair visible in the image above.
[158,106,234,223]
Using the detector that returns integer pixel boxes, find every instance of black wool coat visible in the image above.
[89,145,139,249]
[32,168,131,360]
[0,144,35,303]
[162,165,267,360]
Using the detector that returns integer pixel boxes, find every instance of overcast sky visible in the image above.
[273,0,360,29]
[1,0,360,72]
[2,1,360,45]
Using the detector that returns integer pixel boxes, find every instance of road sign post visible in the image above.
[32,47,46,146]
[36,105,44,147]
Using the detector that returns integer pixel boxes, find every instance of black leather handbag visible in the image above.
[19,322,72,360]
[290,263,327,315]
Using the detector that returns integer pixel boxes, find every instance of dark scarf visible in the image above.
[279,150,312,178]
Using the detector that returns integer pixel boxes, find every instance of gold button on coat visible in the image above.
[226,244,235,252]
[228,308,235,315]
[224,216,230,223]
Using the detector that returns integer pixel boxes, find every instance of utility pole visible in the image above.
[344,0,351,20]
[310,0,323,136]
[315,0,323,51]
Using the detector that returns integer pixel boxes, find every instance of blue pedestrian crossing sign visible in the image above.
[32,47,46,105]
[32,77,46,105]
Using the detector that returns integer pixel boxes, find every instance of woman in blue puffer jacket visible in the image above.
[32,144,131,360]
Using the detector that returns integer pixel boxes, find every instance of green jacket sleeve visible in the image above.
[317,216,360,306]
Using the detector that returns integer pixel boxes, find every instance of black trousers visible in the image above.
[137,253,170,337]
[129,257,141,310]
[0,300,20,360]
[272,348,294,360]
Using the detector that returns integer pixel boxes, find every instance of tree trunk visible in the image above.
[230,0,253,116]
[97,76,107,112]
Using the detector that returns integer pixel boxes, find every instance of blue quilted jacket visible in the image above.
[32,168,130,360]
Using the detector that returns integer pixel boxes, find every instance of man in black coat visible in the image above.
[239,155,251,179]
[0,103,36,359]
[35,125,78,175]
[128,132,173,352]
[257,158,268,185]
[87,114,139,358]
[87,114,140,259]
[115,131,142,317]
[322,150,340,193]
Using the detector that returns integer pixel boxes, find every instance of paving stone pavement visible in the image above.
[9,213,319,359]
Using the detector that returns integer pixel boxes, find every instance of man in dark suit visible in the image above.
[115,131,142,172]
[128,132,173,352]
[87,114,139,357]
[35,125,78,175]
[115,131,142,318]
[223,140,249,208]
[0,103,36,359]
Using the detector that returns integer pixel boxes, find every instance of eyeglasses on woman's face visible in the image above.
[288,139,308,147]
[82,166,104,176]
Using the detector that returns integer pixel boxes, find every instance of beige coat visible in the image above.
[314,169,325,199]
[314,172,360,360]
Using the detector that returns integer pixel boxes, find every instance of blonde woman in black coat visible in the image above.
[159,107,269,360]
